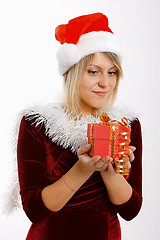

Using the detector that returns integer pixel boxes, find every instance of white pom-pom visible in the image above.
[57,43,81,74]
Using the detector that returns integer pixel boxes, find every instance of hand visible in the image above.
[77,144,110,173]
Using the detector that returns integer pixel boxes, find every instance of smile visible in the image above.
[93,91,108,97]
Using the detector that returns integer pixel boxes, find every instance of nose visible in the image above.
[98,74,110,88]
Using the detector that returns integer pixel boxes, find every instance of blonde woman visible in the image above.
[16,13,142,240]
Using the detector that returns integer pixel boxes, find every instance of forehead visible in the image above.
[87,52,115,69]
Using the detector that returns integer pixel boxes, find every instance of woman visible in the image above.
[17,13,142,239]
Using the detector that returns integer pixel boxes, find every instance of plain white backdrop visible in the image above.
[0,0,159,239]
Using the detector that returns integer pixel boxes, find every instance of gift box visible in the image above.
[87,113,131,175]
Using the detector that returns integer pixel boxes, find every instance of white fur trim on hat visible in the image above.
[56,31,121,75]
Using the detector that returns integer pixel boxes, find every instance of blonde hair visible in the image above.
[63,52,123,117]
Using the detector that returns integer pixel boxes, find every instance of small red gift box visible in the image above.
[87,113,131,175]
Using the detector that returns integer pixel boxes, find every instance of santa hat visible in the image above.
[55,12,121,75]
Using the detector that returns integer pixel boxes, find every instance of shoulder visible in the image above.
[17,102,84,153]
[23,102,64,123]
[130,118,141,129]
[130,118,142,143]
[16,103,62,145]
[18,102,63,130]
[18,103,97,153]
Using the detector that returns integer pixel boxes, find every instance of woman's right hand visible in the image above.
[77,144,112,173]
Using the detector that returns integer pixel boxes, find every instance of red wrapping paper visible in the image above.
[87,113,131,175]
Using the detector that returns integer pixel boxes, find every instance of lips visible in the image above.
[93,91,108,97]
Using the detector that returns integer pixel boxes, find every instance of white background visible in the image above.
[0,0,160,239]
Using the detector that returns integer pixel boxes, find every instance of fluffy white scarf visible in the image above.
[3,102,137,215]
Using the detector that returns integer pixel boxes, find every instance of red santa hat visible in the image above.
[55,12,121,75]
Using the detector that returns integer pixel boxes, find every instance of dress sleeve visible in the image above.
[112,118,143,221]
[17,116,55,223]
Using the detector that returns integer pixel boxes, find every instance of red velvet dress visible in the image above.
[17,114,142,240]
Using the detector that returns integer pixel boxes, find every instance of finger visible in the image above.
[107,160,115,172]
[128,146,136,162]
[95,159,106,168]
[77,144,91,156]
[98,162,109,171]
[127,161,131,169]
[129,145,136,152]
[128,149,135,162]
[101,156,112,163]
[90,156,101,166]
[101,157,113,168]
[102,163,109,170]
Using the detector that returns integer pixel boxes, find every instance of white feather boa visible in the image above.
[3,102,137,215]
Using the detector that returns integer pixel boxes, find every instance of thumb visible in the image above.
[107,158,114,171]
[77,144,91,156]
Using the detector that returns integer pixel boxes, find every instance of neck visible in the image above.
[79,105,94,116]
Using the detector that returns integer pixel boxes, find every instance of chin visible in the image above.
[92,101,107,110]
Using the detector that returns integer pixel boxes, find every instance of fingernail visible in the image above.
[109,157,113,163]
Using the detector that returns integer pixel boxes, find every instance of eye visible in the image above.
[108,71,117,76]
[87,70,99,75]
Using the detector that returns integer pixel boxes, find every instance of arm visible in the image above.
[17,117,109,223]
[17,117,53,223]
[100,119,143,220]
[41,144,109,212]
[100,170,133,205]
[41,157,94,212]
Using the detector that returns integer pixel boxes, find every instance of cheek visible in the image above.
[79,77,94,93]
[110,78,117,89]
[79,80,89,99]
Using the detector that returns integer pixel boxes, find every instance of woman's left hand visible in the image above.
[101,145,136,175]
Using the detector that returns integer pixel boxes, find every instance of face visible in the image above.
[79,52,118,115]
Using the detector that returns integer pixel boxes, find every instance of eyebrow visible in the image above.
[87,64,117,70]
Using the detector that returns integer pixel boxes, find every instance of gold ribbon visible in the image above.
[100,113,131,131]
[100,113,131,175]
